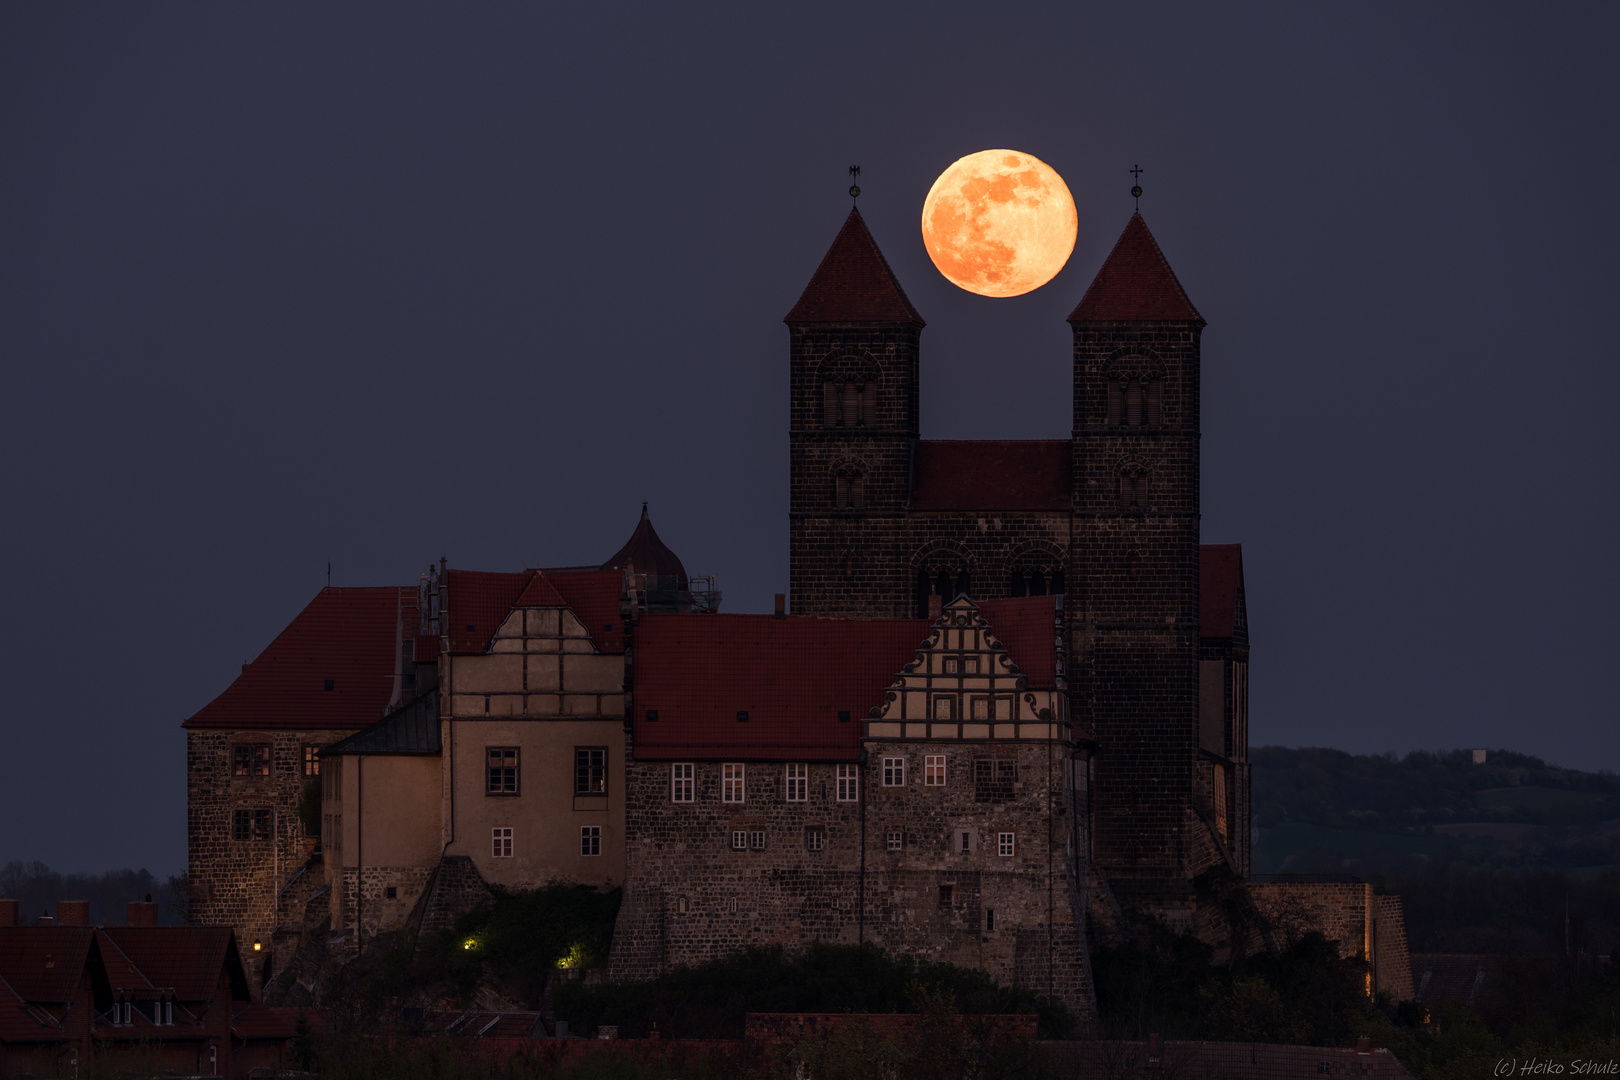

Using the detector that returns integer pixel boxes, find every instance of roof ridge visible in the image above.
[1068,211,1202,324]
[785,208,925,325]
[95,930,155,989]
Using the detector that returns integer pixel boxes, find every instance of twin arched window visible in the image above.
[1009,568,1065,597]
[1106,377,1163,425]
[824,381,876,428]
[1119,464,1149,509]
[834,467,865,509]
[915,568,971,616]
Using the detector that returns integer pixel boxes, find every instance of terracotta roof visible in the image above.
[633,614,932,760]
[183,587,408,731]
[513,571,568,608]
[445,570,531,654]
[0,928,96,1003]
[977,596,1061,689]
[93,932,153,992]
[600,504,688,586]
[1068,212,1203,324]
[0,971,67,1042]
[95,928,247,1002]
[544,570,627,654]
[910,441,1070,511]
[784,208,925,325]
[1200,544,1244,638]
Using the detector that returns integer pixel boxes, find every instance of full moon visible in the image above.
[921,149,1078,298]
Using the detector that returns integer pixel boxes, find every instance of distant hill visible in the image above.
[1251,747,1620,875]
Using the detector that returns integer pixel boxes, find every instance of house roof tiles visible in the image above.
[977,596,1061,689]
[95,928,247,1002]
[183,588,409,731]
[0,928,96,1003]
[785,208,924,326]
[1068,212,1203,324]
[910,441,1070,511]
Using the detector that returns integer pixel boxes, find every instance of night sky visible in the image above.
[3,5,1616,875]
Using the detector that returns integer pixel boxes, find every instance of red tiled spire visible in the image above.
[785,208,924,325]
[1068,212,1202,324]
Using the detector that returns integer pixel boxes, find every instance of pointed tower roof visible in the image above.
[1068,212,1203,324]
[784,208,925,326]
[601,503,688,586]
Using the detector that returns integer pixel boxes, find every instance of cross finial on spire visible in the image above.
[848,165,861,202]
[1130,164,1143,210]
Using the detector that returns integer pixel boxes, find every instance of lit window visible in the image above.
[575,747,607,795]
[580,826,601,856]
[805,828,824,852]
[492,828,513,858]
[882,757,905,787]
[785,763,808,802]
[303,745,320,776]
[998,831,1015,857]
[671,763,694,803]
[925,755,946,786]
[750,830,766,851]
[971,697,989,721]
[964,658,979,675]
[233,744,271,778]
[944,657,959,674]
[836,764,859,802]
[731,830,747,851]
[934,697,955,721]
[886,829,903,852]
[722,763,746,803]
[487,748,518,795]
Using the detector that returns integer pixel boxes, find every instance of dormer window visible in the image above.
[823,380,876,427]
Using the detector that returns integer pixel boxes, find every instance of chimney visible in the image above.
[773,593,786,618]
[1354,1036,1372,1055]
[36,915,53,926]
[927,594,943,619]
[126,901,159,927]
[56,900,90,927]
[0,900,17,927]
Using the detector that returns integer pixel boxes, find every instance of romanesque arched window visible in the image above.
[1106,377,1162,425]
[1118,463,1148,510]
[833,466,865,509]
[823,380,877,428]
[1009,568,1066,597]
[915,567,971,616]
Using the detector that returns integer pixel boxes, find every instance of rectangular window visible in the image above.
[250,808,271,841]
[580,826,601,856]
[722,763,745,804]
[944,657,959,674]
[985,908,995,932]
[303,745,320,776]
[964,658,979,675]
[487,748,518,795]
[671,763,694,803]
[882,756,905,786]
[938,884,954,906]
[925,755,946,786]
[233,744,271,778]
[998,831,1016,857]
[750,830,766,851]
[971,697,989,721]
[731,830,747,851]
[491,827,513,858]
[836,763,859,802]
[933,696,955,721]
[232,808,252,841]
[784,763,808,802]
[886,829,903,852]
[575,747,606,795]
[974,757,1016,803]
[805,828,824,852]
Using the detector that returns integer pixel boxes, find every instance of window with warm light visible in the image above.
[302,745,321,776]
[971,697,990,721]
[934,696,955,721]
[925,755,946,786]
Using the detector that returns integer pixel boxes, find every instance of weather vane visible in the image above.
[849,165,861,201]
[1130,164,1143,210]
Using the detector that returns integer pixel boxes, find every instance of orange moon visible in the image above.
[921,149,1078,297]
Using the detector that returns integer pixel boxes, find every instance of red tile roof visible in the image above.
[445,570,531,654]
[0,929,96,1003]
[910,441,1070,511]
[633,614,932,760]
[977,596,1061,689]
[1068,212,1203,324]
[545,570,627,654]
[513,572,568,608]
[231,1001,298,1039]
[0,971,67,1042]
[1199,544,1244,638]
[784,208,925,325]
[95,928,247,1003]
[183,587,408,731]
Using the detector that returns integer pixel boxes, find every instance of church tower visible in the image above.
[786,208,926,617]
[1067,213,1208,901]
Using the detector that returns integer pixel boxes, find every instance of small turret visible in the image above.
[603,504,717,613]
